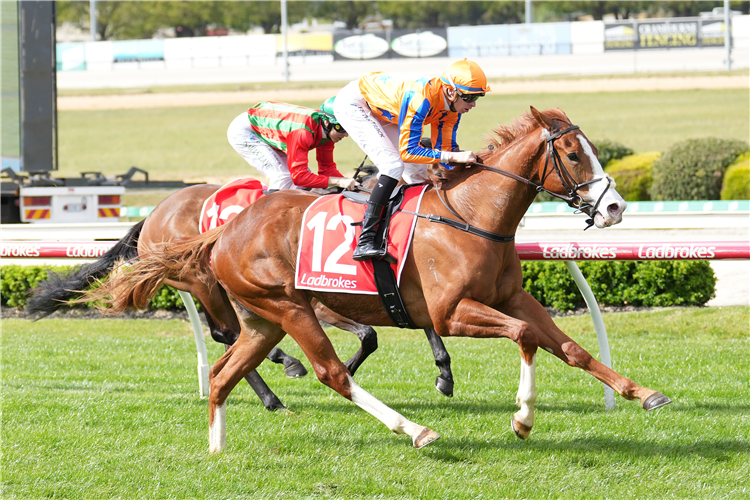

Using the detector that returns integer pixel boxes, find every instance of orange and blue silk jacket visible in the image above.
[359,72,461,166]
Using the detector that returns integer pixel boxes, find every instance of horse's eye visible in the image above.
[567,153,579,162]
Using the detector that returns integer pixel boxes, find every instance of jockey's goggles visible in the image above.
[331,122,346,134]
[457,91,484,103]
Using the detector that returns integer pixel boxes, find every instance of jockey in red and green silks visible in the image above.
[227,99,358,191]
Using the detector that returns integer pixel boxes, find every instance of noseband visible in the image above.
[473,124,612,230]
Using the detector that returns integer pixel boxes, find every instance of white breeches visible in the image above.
[333,81,428,185]
[227,112,300,191]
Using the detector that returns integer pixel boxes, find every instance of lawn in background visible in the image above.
[2,307,748,499]
[57,88,749,185]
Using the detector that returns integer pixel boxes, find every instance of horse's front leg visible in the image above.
[437,298,540,439]
[504,289,671,411]
[424,328,454,397]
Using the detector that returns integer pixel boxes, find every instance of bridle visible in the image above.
[472,124,613,230]
[412,124,613,241]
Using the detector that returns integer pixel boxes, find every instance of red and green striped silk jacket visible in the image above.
[247,101,343,189]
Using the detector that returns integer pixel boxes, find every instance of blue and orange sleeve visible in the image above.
[397,93,442,164]
[432,112,461,169]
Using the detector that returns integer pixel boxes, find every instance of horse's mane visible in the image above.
[427,108,571,184]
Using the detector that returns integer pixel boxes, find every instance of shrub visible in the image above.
[650,137,750,201]
[0,266,51,308]
[0,265,200,311]
[593,139,634,168]
[720,151,750,200]
[2,262,716,314]
[521,260,715,312]
[605,152,660,201]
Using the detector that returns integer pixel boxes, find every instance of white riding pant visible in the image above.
[227,112,301,191]
[333,81,428,185]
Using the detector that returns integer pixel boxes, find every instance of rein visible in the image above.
[402,124,612,242]
[474,124,612,231]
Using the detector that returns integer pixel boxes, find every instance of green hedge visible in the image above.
[523,261,715,311]
[604,152,660,202]
[650,137,750,201]
[2,262,715,314]
[720,151,750,200]
[593,139,634,168]
[0,265,200,312]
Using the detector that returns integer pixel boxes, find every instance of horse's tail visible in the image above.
[25,219,146,320]
[72,224,227,314]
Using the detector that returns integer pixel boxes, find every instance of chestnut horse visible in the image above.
[27,172,455,410]
[86,107,671,452]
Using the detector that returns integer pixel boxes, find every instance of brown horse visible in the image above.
[28,170,455,410]
[87,107,671,452]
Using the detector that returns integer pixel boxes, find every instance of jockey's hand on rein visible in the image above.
[442,150,476,165]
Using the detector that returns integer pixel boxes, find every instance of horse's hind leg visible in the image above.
[209,311,286,453]
[508,290,672,411]
[220,344,286,411]
[266,347,308,378]
[269,295,440,448]
[424,328,454,397]
[178,278,289,411]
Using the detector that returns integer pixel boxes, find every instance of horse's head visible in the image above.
[529,107,627,229]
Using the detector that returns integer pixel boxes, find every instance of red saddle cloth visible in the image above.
[295,185,427,294]
[199,178,266,233]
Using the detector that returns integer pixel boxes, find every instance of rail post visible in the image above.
[564,261,616,410]
[177,290,210,397]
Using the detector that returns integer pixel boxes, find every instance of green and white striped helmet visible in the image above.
[319,97,339,125]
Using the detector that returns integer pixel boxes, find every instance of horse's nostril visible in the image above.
[607,203,622,216]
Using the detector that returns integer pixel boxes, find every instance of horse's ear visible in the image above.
[530,106,552,130]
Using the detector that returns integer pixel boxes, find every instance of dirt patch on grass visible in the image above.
[58,75,747,111]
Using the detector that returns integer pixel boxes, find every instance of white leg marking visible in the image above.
[514,354,537,429]
[209,402,227,453]
[347,375,427,442]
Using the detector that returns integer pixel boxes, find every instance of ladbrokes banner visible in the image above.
[605,17,727,51]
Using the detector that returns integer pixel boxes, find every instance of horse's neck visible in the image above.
[447,133,544,236]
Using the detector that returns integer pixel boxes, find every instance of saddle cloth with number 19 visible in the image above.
[295,185,428,294]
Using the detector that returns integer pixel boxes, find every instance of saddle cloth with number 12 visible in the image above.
[295,185,428,294]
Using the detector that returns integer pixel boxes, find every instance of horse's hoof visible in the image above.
[413,427,441,449]
[435,376,454,397]
[284,360,308,378]
[643,392,672,411]
[511,418,532,440]
[265,402,287,412]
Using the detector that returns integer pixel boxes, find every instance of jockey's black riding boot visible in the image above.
[352,175,399,262]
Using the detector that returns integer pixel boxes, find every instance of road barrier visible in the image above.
[3,239,748,407]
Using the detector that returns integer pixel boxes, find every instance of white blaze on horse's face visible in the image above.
[576,134,627,228]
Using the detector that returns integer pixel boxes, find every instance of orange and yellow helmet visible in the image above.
[440,59,491,94]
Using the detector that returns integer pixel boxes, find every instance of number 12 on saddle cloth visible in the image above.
[295,185,427,294]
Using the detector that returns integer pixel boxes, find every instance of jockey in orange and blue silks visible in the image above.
[333,59,491,261]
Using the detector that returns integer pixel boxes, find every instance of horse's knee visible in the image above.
[515,323,539,360]
[561,342,592,368]
[313,363,351,396]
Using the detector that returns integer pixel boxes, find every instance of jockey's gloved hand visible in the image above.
[329,177,360,191]
[441,150,476,164]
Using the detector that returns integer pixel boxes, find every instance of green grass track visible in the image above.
[2,307,748,498]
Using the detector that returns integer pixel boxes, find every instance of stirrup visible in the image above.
[352,244,386,262]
